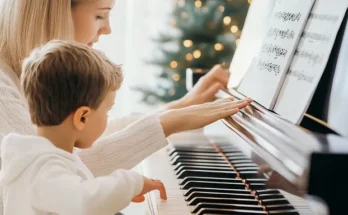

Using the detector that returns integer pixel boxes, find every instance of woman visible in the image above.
[0,0,250,213]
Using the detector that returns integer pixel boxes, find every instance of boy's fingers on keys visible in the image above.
[132,195,145,203]
[154,180,167,200]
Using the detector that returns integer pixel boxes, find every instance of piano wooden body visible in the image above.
[142,88,348,215]
[141,1,348,215]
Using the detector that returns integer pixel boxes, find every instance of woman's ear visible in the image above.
[73,106,91,131]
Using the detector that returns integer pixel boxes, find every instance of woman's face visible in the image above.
[72,0,116,47]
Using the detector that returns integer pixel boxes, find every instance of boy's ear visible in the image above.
[73,106,91,131]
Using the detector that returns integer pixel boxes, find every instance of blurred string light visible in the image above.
[186,53,193,61]
[231,25,239,33]
[214,43,224,51]
[193,50,201,58]
[223,16,232,25]
[181,12,188,19]
[171,19,177,26]
[172,73,180,81]
[177,0,185,7]
[236,39,241,45]
[170,60,178,68]
[218,6,225,12]
[183,40,193,47]
[194,0,202,8]
[248,0,252,4]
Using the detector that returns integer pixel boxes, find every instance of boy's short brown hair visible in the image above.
[21,40,123,126]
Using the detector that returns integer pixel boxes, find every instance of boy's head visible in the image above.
[21,40,123,148]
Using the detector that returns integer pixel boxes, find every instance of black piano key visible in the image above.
[185,191,255,202]
[229,159,255,165]
[174,162,231,171]
[236,166,260,171]
[168,148,218,156]
[239,171,262,178]
[176,165,233,172]
[188,197,259,206]
[262,198,291,206]
[191,203,264,214]
[179,176,241,185]
[266,204,296,211]
[180,180,245,190]
[170,152,223,158]
[224,152,247,157]
[176,166,234,176]
[183,187,251,197]
[255,189,281,195]
[245,178,268,183]
[177,169,237,179]
[172,156,226,165]
[172,159,230,165]
[170,145,216,150]
[234,163,259,168]
[258,194,286,200]
[199,209,267,215]
[267,210,299,215]
[249,183,266,190]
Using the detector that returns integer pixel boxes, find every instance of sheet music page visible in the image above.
[228,0,276,88]
[237,0,314,109]
[274,0,348,124]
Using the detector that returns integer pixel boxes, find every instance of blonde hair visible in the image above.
[21,40,123,126]
[0,0,88,76]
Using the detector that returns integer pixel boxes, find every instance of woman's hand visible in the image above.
[159,98,252,137]
[166,64,230,109]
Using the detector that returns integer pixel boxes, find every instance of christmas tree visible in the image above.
[136,0,251,104]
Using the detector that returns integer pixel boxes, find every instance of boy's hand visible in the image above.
[159,98,252,137]
[131,176,167,203]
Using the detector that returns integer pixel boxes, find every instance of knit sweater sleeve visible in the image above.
[0,71,36,142]
[77,114,168,176]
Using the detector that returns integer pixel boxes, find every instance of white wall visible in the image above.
[94,0,174,118]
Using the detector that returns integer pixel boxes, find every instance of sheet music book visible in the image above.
[237,0,315,109]
[230,0,348,124]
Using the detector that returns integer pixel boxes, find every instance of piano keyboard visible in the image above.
[142,128,312,215]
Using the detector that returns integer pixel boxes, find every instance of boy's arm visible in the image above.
[30,159,143,215]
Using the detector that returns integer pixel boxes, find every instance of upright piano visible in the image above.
[141,1,348,214]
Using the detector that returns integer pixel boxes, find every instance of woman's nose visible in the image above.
[100,21,112,35]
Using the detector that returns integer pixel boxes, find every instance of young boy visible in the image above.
[0,40,167,215]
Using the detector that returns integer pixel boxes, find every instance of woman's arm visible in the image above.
[165,65,230,110]
[0,71,36,141]
[102,114,143,136]
[78,114,168,176]
[79,98,251,176]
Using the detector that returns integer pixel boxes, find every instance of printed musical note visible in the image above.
[257,59,281,75]
[267,28,295,40]
[261,44,288,59]
[294,49,324,65]
[302,31,332,43]
[274,11,302,22]
[309,13,340,23]
[287,69,314,83]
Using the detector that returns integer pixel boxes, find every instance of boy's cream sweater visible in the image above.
[0,133,144,214]
[0,62,168,214]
